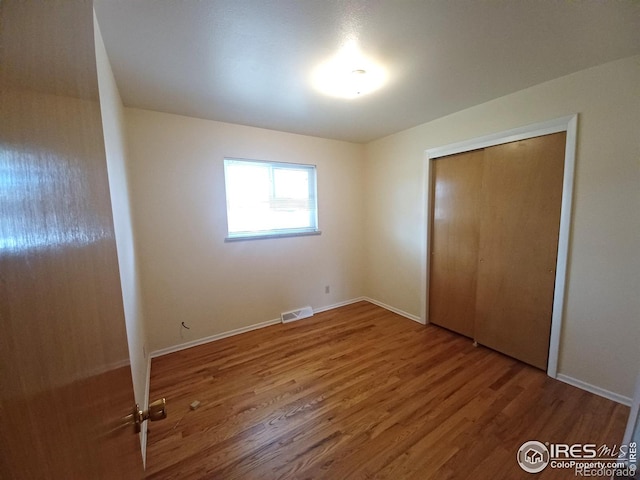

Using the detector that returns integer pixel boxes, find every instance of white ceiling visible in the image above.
[94,1,640,144]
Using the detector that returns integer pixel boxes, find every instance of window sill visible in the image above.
[225,230,322,242]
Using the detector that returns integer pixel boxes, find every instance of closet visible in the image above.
[429,132,566,370]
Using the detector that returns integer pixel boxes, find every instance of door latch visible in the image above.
[132,398,167,433]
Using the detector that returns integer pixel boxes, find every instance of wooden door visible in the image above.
[429,149,483,338]
[0,1,144,478]
[474,133,566,369]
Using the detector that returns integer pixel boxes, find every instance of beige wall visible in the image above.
[125,109,366,352]
[94,14,149,442]
[364,55,640,398]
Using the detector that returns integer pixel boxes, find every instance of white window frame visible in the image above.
[223,157,321,242]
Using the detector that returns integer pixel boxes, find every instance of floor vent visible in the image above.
[281,306,314,323]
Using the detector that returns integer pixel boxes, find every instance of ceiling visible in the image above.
[94,1,640,144]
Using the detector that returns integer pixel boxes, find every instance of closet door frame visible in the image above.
[421,114,578,378]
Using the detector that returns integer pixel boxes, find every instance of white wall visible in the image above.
[125,109,366,352]
[94,14,149,453]
[364,55,640,399]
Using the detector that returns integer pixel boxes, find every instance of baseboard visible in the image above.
[148,301,370,359]
[150,317,282,358]
[313,297,367,314]
[363,297,424,324]
[556,373,632,406]
[150,297,422,360]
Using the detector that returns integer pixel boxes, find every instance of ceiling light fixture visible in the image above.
[350,69,367,95]
[311,41,387,99]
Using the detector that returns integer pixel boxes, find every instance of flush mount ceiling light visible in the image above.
[311,41,387,99]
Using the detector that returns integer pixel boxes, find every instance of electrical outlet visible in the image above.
[325,285,330,294]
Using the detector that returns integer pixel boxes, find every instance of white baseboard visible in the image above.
[556,373,632,406]
[313,297,367,314]
[148,299,366,359]
[149,296,421,360]
[363,297,424,324]
[150,317,282,359]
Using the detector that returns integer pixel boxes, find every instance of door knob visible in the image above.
[132,398,167,433]
[147,398,167,422]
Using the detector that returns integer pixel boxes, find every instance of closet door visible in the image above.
[474,133,566,369]
[429,149,483,337]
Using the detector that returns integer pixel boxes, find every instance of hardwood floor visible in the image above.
[145,301,629,479]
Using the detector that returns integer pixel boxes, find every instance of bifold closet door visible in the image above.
[429,149,483,338]
[474,132,566,370]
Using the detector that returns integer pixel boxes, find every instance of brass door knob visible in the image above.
[131,398,167,433]
[147,398,167,422]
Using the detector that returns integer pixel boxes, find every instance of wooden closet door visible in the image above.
[475,132,566,369]
[429,149,484,337]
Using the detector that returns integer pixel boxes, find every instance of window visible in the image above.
[223,158,319,240]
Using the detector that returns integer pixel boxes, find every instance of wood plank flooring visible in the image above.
[145,301,629,479]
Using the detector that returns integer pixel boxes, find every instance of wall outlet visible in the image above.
[325,285,330,294]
